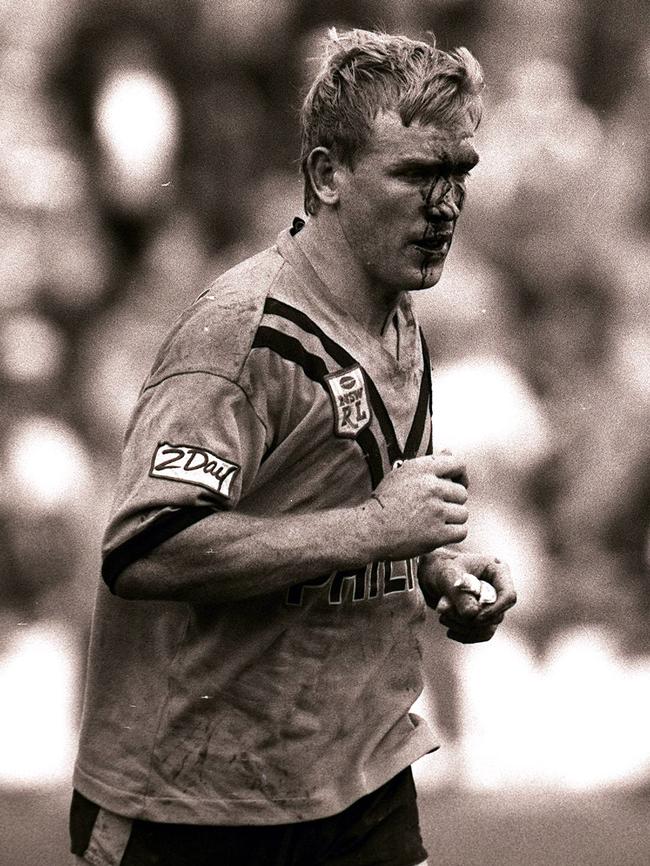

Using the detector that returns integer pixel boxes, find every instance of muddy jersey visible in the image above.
[73,226,438,826]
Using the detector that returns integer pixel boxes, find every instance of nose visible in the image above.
[425,178,461,222]
[428,198,460,221]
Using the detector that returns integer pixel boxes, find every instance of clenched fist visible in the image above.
[419,551,517,643]
[363,452,469,561]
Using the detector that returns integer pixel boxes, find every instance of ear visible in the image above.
[305,147,340,207]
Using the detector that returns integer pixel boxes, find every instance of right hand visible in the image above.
[364,452,469,559]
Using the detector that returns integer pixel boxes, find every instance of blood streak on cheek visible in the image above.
[418,179,439,289]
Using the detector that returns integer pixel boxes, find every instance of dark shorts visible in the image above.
[70,768,428,866]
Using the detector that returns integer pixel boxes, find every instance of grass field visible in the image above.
[3,786,649,865]
[418,789,650,866]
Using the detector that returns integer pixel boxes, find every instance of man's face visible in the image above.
[334,110,479,297]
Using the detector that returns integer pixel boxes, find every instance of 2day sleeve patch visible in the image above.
[149,442,240,500]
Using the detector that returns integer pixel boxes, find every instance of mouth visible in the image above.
[412,231,453,259]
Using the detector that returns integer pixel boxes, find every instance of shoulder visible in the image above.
[146,245,286,387]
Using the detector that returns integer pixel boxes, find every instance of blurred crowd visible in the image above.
[0,0,648,789]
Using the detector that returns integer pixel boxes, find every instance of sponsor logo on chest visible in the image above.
[285,558,419,606]
[325,365,372,439]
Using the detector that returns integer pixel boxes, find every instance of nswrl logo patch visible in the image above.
[325,365,372,439]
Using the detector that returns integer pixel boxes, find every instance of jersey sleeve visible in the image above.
[101,370,268,592]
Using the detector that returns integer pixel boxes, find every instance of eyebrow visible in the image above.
[390,151,480,174]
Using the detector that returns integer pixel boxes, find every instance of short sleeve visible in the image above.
[101,371,267,591]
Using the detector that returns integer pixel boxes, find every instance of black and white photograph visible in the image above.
[0,1,648,864]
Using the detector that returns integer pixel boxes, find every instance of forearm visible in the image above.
[114,452,471,604]
[114,502,387,604]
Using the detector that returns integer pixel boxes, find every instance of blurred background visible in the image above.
[0,0,648,863]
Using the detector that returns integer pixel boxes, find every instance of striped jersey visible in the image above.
[73,225,439,826]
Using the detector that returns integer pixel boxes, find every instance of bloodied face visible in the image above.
[334,110,479,297]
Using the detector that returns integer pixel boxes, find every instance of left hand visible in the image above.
[418,551,516,643]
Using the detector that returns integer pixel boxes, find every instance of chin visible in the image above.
[398,246,448,291]
[409,261,445,291]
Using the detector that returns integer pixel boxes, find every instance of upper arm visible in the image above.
[102,370,268,594]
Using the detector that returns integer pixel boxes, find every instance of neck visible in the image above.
[294,212,402,336]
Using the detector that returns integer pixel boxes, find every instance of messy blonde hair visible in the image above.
[300,28,485,214]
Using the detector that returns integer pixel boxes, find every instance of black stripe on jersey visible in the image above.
[253,325,329,382]
[352,429,384,488]
[404,329,433,459]
[422,331,434,455]
[265,298,433,463]
[363,375,401,465]
[252,325,384,489]
[102,505,216,592]
[264,298,402,467]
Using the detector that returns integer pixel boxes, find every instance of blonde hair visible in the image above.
[300,28,485,214]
